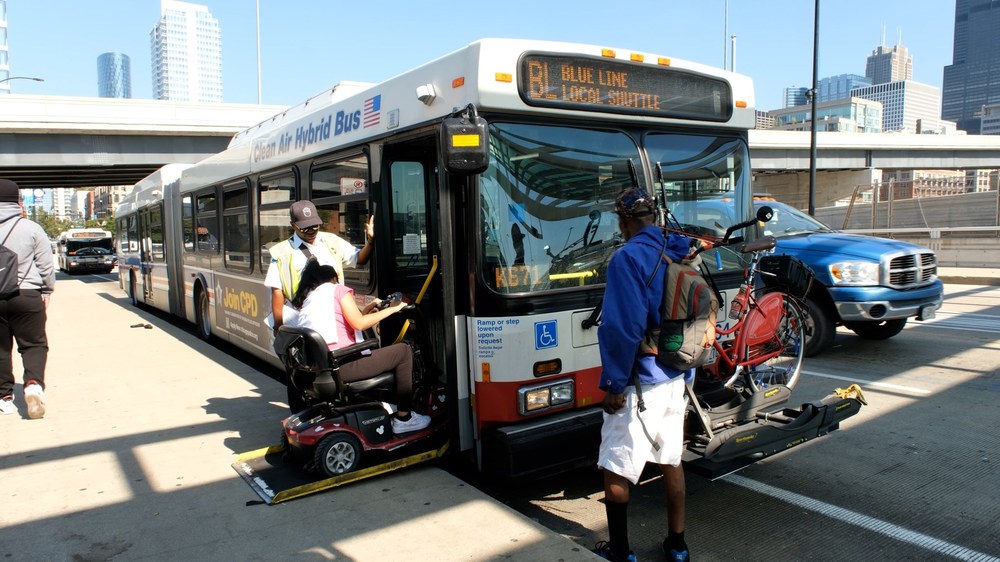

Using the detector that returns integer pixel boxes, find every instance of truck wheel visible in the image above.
[845,318,907,340]
[314,433,362,477]
[802,298,835,357]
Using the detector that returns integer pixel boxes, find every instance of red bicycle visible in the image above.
[681,205,808,395]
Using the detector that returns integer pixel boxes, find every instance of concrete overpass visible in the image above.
[0,95,286,190]
[3,95,1000,195]
[749,129,1000,207]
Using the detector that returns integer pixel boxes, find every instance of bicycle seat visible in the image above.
[740,235,776,254]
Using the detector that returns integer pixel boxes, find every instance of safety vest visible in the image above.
[270,234,348,302]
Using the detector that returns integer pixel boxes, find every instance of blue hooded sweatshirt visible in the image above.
[598,225,690,394]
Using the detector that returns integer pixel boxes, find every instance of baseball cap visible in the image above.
[289,200,322,229]
[614,188,656,218]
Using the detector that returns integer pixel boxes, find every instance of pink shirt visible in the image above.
[291,282,358,351]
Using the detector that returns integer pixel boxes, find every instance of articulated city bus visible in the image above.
[118,39,854,478]
[57,228,116,274]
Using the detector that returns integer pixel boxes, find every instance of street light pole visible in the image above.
[808,0,820,216]
[0,76,45,84]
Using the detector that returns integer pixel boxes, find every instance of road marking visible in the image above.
[915,310,1000,333]
[802,370,931,395]
[726,475,1000,562]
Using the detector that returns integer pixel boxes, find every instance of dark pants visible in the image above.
[0,289,48,397]
[338,343,414,411]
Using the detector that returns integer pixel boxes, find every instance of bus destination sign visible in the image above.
[518,54,732,121]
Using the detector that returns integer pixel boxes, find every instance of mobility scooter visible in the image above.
[273,293,447,479]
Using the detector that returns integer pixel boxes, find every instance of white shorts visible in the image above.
[597,376,687,484]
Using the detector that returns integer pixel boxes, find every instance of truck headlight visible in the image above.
[829,261,880,285]
[518,379,574,415]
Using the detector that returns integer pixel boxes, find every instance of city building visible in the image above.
[98,52,132,98]
[0,0,9,93]
[851,80,945,133]
[942,0,1000,134]
[866,44,913,84]
[783,86,809,108]
[981,103,1000,135]
[150,0,223,103]
[767,97,883,133]
[817,74,871,103]
[92,185,129,219]
[755,110,776,130]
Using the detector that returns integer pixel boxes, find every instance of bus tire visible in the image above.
[195,287,212,341]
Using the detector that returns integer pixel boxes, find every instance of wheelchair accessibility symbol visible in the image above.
[534,320,558,350]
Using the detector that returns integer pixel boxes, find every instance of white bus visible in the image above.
[57,228,115,274]
[117,39,859,478]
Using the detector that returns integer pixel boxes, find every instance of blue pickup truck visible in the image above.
[755,200,942,356]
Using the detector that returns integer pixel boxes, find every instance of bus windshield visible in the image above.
[480,124,752,293]
[647,133,751,272]
[481,122,641,294]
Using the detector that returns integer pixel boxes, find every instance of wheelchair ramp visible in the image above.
[232,441,450,505]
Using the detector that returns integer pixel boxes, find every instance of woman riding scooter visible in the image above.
[289,258,431,434]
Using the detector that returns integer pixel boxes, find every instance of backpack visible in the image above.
[639,241,718,371]
[0,218,23,300]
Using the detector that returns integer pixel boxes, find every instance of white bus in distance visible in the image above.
[57,228,115,274]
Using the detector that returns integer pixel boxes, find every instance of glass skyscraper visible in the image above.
[942,0,1000,134]
[0,0,10,94]
[97,52,132,98]
[150,0,223,103]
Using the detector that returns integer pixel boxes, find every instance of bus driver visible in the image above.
[266,200,374,411]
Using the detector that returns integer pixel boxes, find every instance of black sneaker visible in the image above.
[662,538,689,562]
[593,541,637,562]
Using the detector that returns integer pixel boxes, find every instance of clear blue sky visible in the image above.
[6,0,956,112]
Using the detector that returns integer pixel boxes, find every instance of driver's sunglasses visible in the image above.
[299,225,320,234]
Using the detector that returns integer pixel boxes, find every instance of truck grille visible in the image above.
[887,251,937,288]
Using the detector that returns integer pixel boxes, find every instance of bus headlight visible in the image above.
[518,378,574,415]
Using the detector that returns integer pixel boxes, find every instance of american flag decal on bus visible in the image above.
[363,95,381,128]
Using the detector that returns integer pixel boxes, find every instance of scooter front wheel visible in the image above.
[314,433,362,477]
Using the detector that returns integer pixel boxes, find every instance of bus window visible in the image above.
[645,133,750,272]
[480,122,639,294]
[389,161,427,270]
[195,192,220,253]
[127,215,138,252]
[258,170,297,272]
[312,154,368,199]
[223,184,251,271]
[149,205,164,261]
[181,195,194,251]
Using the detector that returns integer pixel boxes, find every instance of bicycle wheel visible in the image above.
[742,292,805,392]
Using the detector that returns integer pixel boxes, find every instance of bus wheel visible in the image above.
[195,288,212,341]
[129,273,139,307]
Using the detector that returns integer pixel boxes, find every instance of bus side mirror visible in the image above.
[440,113,489,175]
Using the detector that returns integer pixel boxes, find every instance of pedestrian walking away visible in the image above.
[0,179,55,419]
[593,187,692,562]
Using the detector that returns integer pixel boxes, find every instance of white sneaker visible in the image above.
[391,412,431,434]
[24,384,45,419]
[0,397,14,415]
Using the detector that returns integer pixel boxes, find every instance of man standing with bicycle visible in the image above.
[593,188,691,562]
